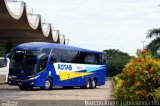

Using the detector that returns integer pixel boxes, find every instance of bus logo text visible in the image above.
[58,64,72,70]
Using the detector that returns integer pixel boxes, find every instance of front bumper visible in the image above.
[8,78,34,86]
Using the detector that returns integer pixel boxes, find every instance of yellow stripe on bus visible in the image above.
[59,71,93,81]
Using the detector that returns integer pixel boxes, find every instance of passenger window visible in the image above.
[102,54,106,64]
[84,53,95,64]
[51,49,79,63]
[78,52,86,64]
[61,50,79,63]
[51,49,104,65]
[95,53,100,65]
[61,49,69,62]
[70,51,79,63]
[51,49,61,63]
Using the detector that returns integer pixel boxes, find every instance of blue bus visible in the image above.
[7,42,106,90]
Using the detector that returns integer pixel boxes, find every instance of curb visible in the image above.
[0,82,7,85]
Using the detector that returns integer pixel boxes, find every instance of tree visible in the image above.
[146,28,160,58]
[103,49,130,77]
[0,47,5,57]
[114,50,160,101]
[147,29,160,38]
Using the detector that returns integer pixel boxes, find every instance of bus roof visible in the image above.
[15,42,105,54]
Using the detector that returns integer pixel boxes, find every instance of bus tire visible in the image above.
[86,78,92,89]
[91,79,96,89]
[18,85,28,90]
[80,78,92,89]
[42,78,52,90]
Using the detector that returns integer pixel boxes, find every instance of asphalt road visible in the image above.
[0,81,114,106]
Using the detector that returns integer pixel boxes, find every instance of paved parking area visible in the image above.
[0,81,114,106]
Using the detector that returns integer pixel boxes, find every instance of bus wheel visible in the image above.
[18,86,28,90]
[42,78,52,90]
[80,78,92,89]
[86,78,92,89]
[92,79,96,89]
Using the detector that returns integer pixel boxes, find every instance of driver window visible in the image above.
[38,48,51,72]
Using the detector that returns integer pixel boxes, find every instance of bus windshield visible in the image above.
[9,50,40,76]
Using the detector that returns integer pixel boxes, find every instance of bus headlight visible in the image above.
[8,76,17,79]
[29,75,40,80]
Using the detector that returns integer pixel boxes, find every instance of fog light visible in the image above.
[31,82,34,85]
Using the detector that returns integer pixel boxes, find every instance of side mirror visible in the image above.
[37,53,46,60]
[4,53,12,62]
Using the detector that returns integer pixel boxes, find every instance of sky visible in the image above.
[20,0,160,55]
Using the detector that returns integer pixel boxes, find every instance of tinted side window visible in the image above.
[95,53,101,65]
[78,52,86,64]
[102,54,106,64]
[51,49,61,62]
[78,52,99,64]
[51,49,103,65]
[61,49,69,62]
[70,51,79,63]
[84,53,96,64]
[61,50,79,63]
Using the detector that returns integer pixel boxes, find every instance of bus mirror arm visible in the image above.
[37,53,46,59]
[4,53,12,62]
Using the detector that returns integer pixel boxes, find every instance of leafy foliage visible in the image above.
[146,28,160,58]
[114,50,160,101]
[147,28,160,38]
[152,87,160,101]
[147,38,160,58]
[103,49,130,77]
[0,47,5,57]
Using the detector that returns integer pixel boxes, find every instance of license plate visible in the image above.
[18,82,22,85]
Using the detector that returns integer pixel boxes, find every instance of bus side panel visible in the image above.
[55,77,86,86]
[56,69,106,87]
[51,66,87,87]
[34,64,60,87]
[45,63,62,86]
[95,67,106,86]
[34,69,50,87]
[50,63,106,87]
